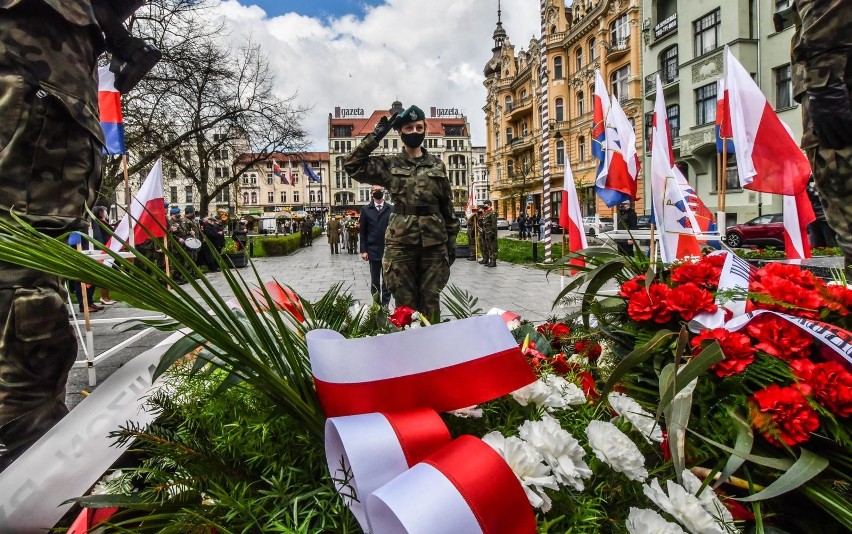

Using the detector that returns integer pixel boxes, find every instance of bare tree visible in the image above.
[103,0,308,215]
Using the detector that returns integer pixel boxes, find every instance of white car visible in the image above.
[496,218,510,230]
[582,216,614,237]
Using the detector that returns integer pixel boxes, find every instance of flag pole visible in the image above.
[719,138,728,240]
[76,239,96,385]
[649,223,657,264]
[122,155,134,248]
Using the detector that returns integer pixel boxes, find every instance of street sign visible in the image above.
[527,195,533,203]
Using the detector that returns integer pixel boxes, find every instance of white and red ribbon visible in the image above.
[487,308,522,329]
[308,315,538,533]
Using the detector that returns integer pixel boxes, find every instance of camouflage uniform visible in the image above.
[792,0,852,274]
[481,209,498,267]
[181,213,201,266]
[168,214,190,282]
[466,212,478,260]
[0,0,104,466]
[344,134,459,321]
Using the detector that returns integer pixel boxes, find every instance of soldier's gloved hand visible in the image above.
[808,79,852,149]
[447,240,456,266]
[372,113,399,142]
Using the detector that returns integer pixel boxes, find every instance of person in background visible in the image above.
[806,178,838,247]
[466,208,479,261]
[616,202,638,255]
[91,205,116,304]
[360,185,392,307]
[517,211,527,240]
[199,216,225,272]
[480,200,498,267]
[327,215,341,254]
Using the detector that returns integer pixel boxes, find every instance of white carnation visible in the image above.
[448,405,483,418]
[518,416,592,491]
[643,475,738,534]
[626,507,687,534]
[511,374,586,412]
[482,431,558,512]
[608,392,664,443]
[681,470,736,531]
[585,420,648,482]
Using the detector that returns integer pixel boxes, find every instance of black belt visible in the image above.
[394,205,440,216]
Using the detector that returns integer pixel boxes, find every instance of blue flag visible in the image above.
[303,161,322,183]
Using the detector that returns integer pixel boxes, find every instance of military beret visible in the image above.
[169,207,180,215]
[394,105,426,129]
[483,200,492,207]
[184,205,195,213]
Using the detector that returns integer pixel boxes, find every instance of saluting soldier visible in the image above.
[344,104,459,322]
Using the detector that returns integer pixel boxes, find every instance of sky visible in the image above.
[211,0,540,150]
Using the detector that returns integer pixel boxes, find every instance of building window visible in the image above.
[775,64,792,109]
[266,174,273,185]
[578,136,586,161]
[554,97,564,122]
[694,9,720,57]
[551,191,562,224]
[554,56,563,79]
[556,141,565,165]
[169,167,177,179]
[267,192,274,203]
[521,121,528,136]
[588,37,597,63]
[294,191,299,203]
[713,153,742,192]
[661,45,678,83]
[392,139,398,150]
[506,127,514,143]
[667,104,680,138]
[695,82,717,125]
[577,91,585,115]
[332,126,352,137]
[610,14,630,49]
[497,163,502,180]
[170,186,178,203]
[280,191,286,203]
[611,65,630,102]
[216,188,230,203]
[185,186,193,203]
[505,95,512,112]
[309,191,316,203]
[242,192,249,205]
[575,47,583,72]
[250,191,257,204]
[775,0,792,10]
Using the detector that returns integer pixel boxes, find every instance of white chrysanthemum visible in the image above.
[482,431,558,512]
[608,392,664,443]
[681,470,736,530]
[511,375,586,411]
[91,470,123,495]
[506,318,521,331]
[585,420,648,482]
[517,416,592,491]
[643,476,737,534]
[448,405,483,418]
[626,507,687,534]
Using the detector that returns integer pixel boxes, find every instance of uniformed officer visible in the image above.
[182,205,201,266]
[480,201,498,268]
[343,104,459,322]
[466,210,479,261]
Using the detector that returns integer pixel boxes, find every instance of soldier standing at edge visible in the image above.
[344,104,459,322]
[791,0,852,277]
[480,200,498,268]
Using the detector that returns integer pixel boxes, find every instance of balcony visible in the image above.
[509,135,534,154]
[653,13,678,41]
[604,38,630,61]
[508,95,533,118]
[644,64,679,99]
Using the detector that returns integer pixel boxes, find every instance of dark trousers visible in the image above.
[808,220,838,248]
[369,259,391,306]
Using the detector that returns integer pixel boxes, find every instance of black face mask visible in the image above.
[400,131,425,149]
[373,191,384,200]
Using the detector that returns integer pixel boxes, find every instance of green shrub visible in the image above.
[253,234,301,257]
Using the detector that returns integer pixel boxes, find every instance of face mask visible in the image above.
[373,191,384,200]
[400,131,425,149]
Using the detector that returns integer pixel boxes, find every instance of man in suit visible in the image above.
[360,185,392,307]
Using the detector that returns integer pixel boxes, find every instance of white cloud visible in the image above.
[212,0,539,149]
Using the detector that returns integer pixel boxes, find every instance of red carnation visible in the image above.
[667,282,718,321]
[791,359,852,417]
[574,340,603,361]
[627,283,673,323]
[824,285,852,316]
[746,314,814,360]
[750,384,820,447]
[671,260,722,289]
[691,328,756,377]
[536,322,571,349]
[618,275,646,299]
[754,262,824,291]
[577,370,599,401]
[388,306,415,328]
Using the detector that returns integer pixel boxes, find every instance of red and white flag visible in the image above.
[465,183,475,218]
[558,159,587,271]
[106,159,166,252]
[783,191,815,259]
[723,47,810,196]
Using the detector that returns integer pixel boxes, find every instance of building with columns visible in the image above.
[471,145,490,205]
[330,102,473,215]
[483,0,645,225]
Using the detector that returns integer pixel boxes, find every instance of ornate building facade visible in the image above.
[483,0,645,223]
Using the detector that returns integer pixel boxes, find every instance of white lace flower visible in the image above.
[608,392,664,443]
[517,416,592,491]
[681,470,736,531]
[448,405,483,418]
[482,431,559,512]
[643,476,737,534]
[626,507,687,534]
[585,420,648,482]
[511,375,586,411]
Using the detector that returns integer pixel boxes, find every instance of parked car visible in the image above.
[496,217,510,230]
[724,213,784,248]
[582,216,614,237]
[636,215,652,230]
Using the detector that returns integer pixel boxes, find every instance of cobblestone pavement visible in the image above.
[66,231,579,408]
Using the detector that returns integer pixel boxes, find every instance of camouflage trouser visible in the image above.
[383,243,450,322]
[810,145,852,276]
[486,233,498,264]
[0,267,76,464]
[466,226,477,258]
[479,232,489,261]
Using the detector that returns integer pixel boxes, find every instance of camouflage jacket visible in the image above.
[168,216,186,239]
[343,133,459,247]
[182,217,200,239]
[481,211,498,236]
[792,0,852,148]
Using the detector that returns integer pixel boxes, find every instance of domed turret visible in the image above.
[483,0,508,77]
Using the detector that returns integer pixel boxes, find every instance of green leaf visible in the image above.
[656,341,724,419]
[601,329,677,398]
[661,364,695,483]
[685,426,795,471]
[735,449,829,502]
[153,334,202,381]
[713,411,754,489]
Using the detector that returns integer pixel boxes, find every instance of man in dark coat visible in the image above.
[360,185,392,307]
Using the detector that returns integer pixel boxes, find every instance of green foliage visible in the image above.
[252,233,303,257]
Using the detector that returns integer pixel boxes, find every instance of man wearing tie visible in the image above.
[360,185,392,307]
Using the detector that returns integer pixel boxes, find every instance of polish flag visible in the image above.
[272,158,290,185]
[650,76,701,263]
[723,47,810,195]
[97,66,125,155]
[465,183,475,218]
[558,159,588,270]
[287,158,296,184]
[783,191,815,259]
[592,70,639,206]
[715,79,735,154]
[106,159,166,252]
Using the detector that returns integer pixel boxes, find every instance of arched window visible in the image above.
[661,45,678,84]
[504,95,512,112]
[577,91,585,116]
[250,191,257,204]
[243,192,249,205]
[310,190,316,203]
[578,136,586,161]
[506,127,514,143]
[554,97,564,122]
[556,140,565,165]
[589,37,598,62]
[507,159,515,177]
[521,120,528,136]
[553,56,563,79]
[520,88,527,100]
[575,47,583,72]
